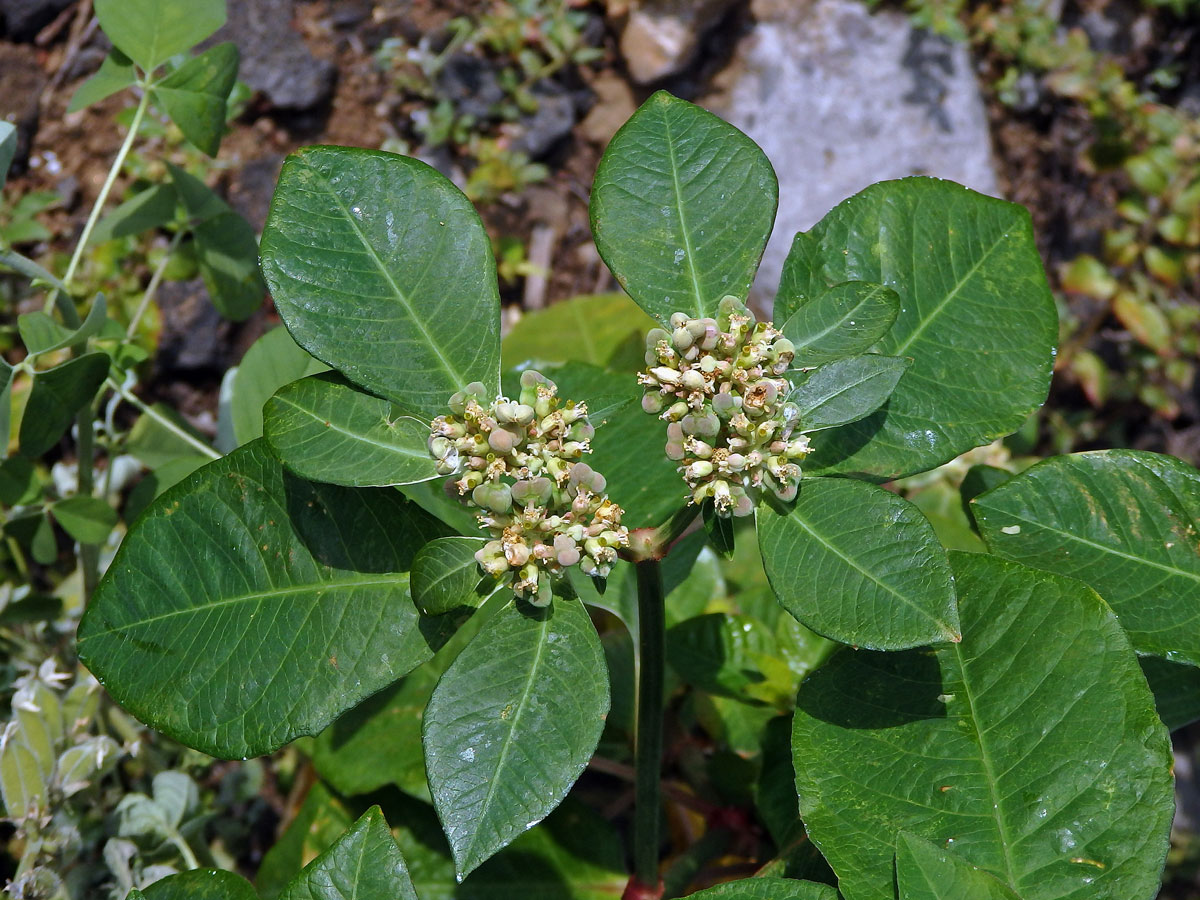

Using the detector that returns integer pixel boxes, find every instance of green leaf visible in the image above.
[0,248,70,293]
[896,832,1020,900]
[666,612,775,699]
[153,43,239,156]
[141,869,257,900]
[1140,656,1200,732]
[757,477,959,649]
[228,326,328,447]
[411,536,490,615]
[792,552,1174,900]
[18,294,109,356]
[261,146,501,419]
[502,293,656,372]
[972,450,1200,664]
[193,212,265,320]
[777,178,1057,479]
[169,163,228,224]
[0,731,46,820]
[0,121,15,188]
[280,806,418,900]
[68,49,137,113]
[167,164,264,320]
[92,183,179,244]
[94,0,226,75]
[51,495,118,544]
[787,354,910,432]
[19,352,109,458]
[77,440,455,759]
[256,782,353,900]
[703,498,735,559]
[263,374,440,487]
[424,597,609,878]
[780,281,902,367]
[685,877,837,899]
[310,674,435,801]
[590,91,778,322]
[0,358,13,459]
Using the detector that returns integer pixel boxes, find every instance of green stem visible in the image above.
[633,556,666,889]
[45,86,152,313]
[107,377,221,461]
[125,228,183,339]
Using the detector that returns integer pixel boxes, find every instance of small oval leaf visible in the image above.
[264,373,440,487]
[757,477,959,649]
[590,91,778,322]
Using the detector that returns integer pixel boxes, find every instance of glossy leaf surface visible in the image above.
[757,477,959,649]
[279,807,418,900]
[94,0,225,74]
[78,440,453,759]
[140,869,257,900]
[261,146,501,418]
[781,281,901,367]
[896,833,1020,900]
[411,536,490,615]
[792,553,1173,900]
[264,374,439,487]
[973,450,1200,664]
[777,178,1057,479]
[787,355,910,432]
[591,91,777,322]
[424,597,609,878]
[686,877,837,899]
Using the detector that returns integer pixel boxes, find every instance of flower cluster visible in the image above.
[639,296,810,516]
[429,371,628,605]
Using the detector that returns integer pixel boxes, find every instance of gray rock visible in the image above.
[156,279,230,373]
[437,54,506,121]
[512,83,578,159]
[0,0,71,42]
[208,0,336,111]
[705,0,1000,306]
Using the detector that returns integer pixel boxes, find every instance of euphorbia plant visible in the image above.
[78,91,1199,899]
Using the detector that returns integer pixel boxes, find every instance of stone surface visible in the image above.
[0,41,44,172]
[208,0,335,111]
[511,82,579,159]
[0,0,71,42]
[619,0,741,84]
[579,70,637,145]
[706,0,1000,306]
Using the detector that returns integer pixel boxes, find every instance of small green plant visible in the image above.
[73,88,1200,899]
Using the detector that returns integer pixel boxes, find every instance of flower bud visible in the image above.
[672,327,694,351]
[488,427,519,454]
[681,369,706,391]
[686,460,714,480]
[642,393,665,414]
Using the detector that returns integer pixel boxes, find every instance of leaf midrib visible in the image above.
[78,575,407,640]
[892,231,1008,355]
[951,640,1021,892]
[781,503,956,639]
[660,104,705,318]
[458,608,551,871]
[790,286,888,350]
[300,160,469,393]
[274,394,434,463]
[982,507,1200,586]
